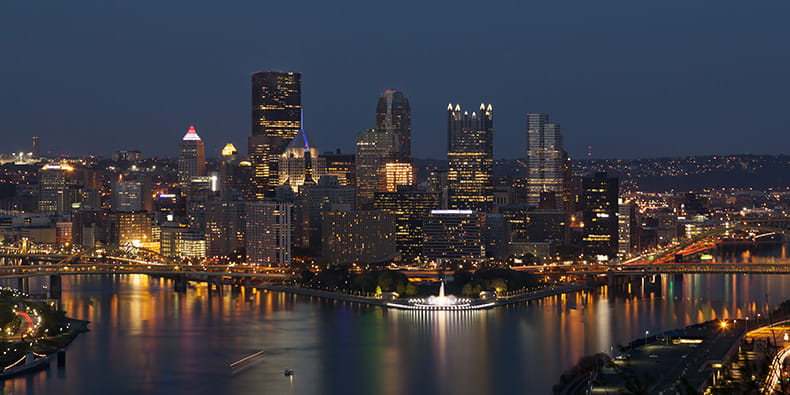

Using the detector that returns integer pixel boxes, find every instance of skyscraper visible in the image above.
[278,118,326,193]
[31,136,40,158]
[526,114,571,210]
[447,103,494,212]
[38,163,74,215]
[376,90,411,162]
[581,172,619,261]
[178,125,206,187]
[249,71,302,199]
[355,128,398,209]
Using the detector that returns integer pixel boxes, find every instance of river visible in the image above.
[2,249,790,393]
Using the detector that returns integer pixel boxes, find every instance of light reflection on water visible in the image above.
[0,272,789,394]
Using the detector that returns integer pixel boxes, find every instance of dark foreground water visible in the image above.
[1,272,790,394]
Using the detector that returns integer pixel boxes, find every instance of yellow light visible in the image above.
[720,321,728,329]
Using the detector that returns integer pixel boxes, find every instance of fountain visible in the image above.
[384,280,496,310]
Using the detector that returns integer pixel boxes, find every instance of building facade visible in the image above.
[246,201,292,266]
[447,103,494,212]
[375,90,411,162]
[355,129,398,209]
[178,126,206,187]
[526,113,571,210]
[249,71,302,199]
[581,172,619,261]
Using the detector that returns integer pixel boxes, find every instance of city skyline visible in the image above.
[3,1,790,159]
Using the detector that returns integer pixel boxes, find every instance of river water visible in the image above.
[2,248,790,394]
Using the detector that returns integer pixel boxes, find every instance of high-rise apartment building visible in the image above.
[355,129,398,209]
[246,201,292,266]
[581,172,619,261]
[249,71,301,199]
[447,103,494,212]
[178,126,206,187]
[526,114,571,210]
[376,90,411,162]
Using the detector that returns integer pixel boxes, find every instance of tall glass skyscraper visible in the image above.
[249,71,301,199]
[447,103,494,212]
[375,90,411,162]
[526,113,570,210]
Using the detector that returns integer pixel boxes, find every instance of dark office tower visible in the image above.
[249,71,302,199]
[581,172,619,261]
[526,113,571,211]
[374,190,438,259]
[320,149,356,187]
[376,90,411,162]
[31,136,40,158]
[178,126,206,187]
[447,103,494,212]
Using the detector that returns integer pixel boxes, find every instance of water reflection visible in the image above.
[0,272,789,394]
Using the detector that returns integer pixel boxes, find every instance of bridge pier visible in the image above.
[49,275,62,299]
[173,275,187,293]
[17,277,29,295]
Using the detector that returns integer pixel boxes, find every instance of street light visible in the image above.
[645,330,649,348]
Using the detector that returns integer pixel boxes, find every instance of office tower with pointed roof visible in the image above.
[178,125,206,187]
[376,90,411,162]
[447,103,494,212]
[249,71,302,199]
[278,114,326,193]
[526,113,571,211]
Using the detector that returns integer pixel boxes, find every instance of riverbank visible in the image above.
[253,282,602,310]
[0,318,89,367]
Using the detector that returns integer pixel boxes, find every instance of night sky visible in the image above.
[2,1,789,159]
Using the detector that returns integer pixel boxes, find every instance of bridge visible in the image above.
[0,243,296,296]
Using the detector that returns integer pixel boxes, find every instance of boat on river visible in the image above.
[0,353,51,380]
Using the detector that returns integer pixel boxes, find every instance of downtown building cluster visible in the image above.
[0,71,637,267]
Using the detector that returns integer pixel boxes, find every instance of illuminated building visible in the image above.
[321,210,396,264]
[447,103,493,212]
[206,201,246,258]
[374,190,438,259]
[278,119,326,192]
[581,172,619,261]
[38,163,75,215]
[382,162,415,192]
[250,71,301,199]
[500,205,532,242]
[526,113,571,210]
[111,180,143,212]
[320,150,355,187]
[355,128,398,209]
[302,175,354,250]
[219,143,253,200]
[159,221,186,258]
[246,201,292,266]
[376,90,411,162]
[111,211,152,246]
[180,231,207,258]
[178,125,206,186]
[423,210,486,262]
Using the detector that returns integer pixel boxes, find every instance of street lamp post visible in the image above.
[644,330,649,348]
